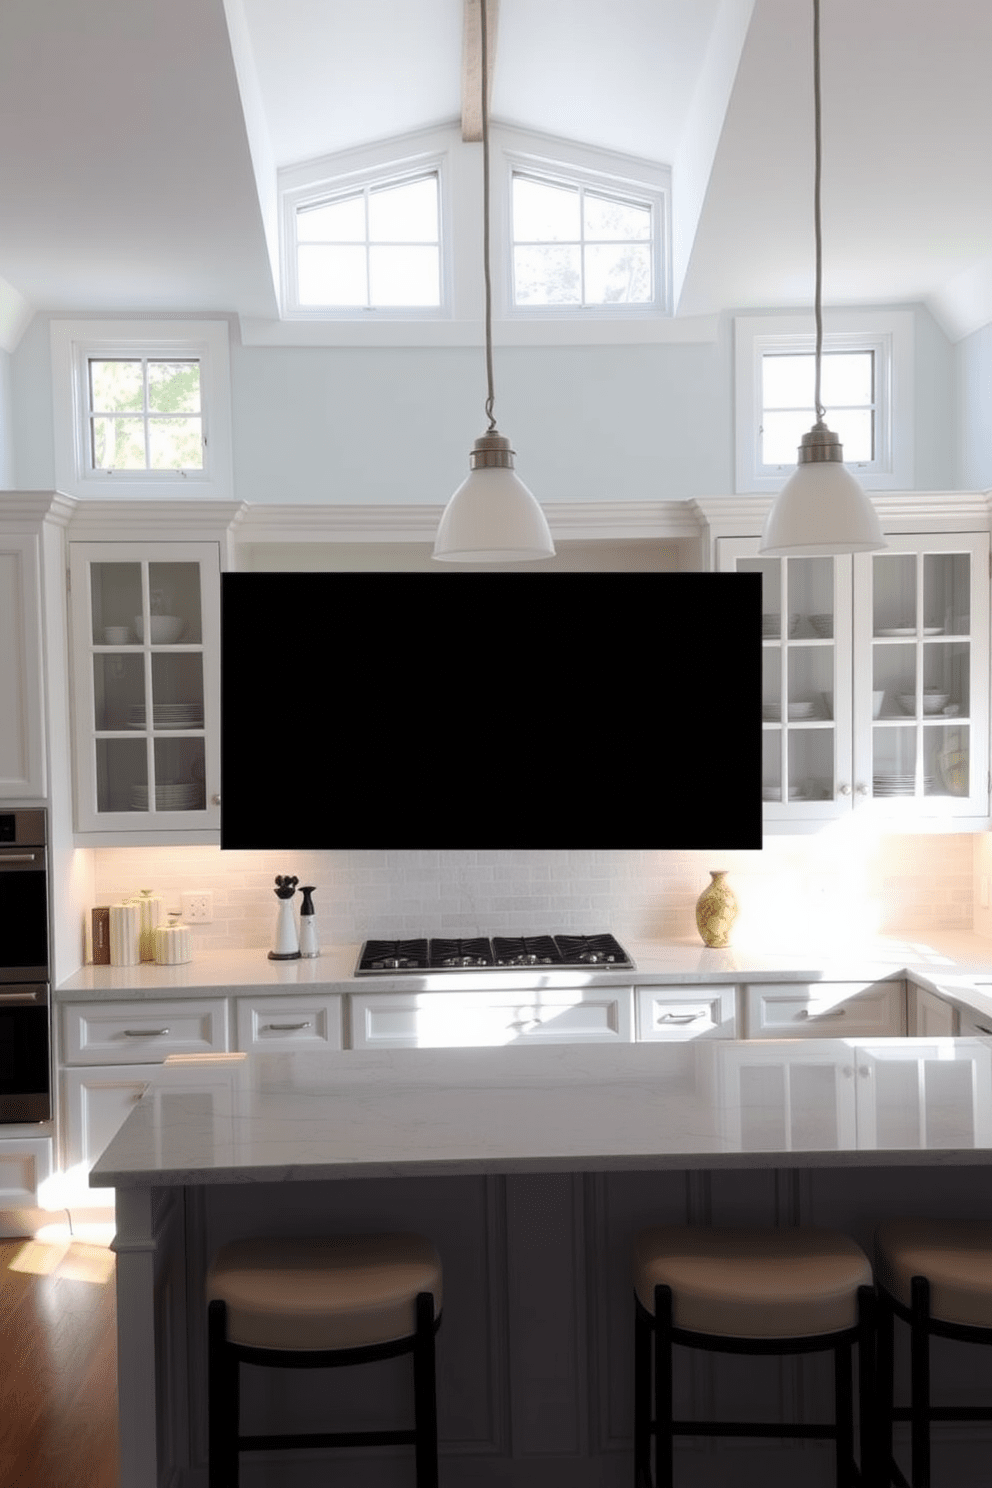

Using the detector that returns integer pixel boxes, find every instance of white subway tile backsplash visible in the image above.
[88,835,974,956]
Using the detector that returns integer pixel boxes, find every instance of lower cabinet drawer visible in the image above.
[636,986,737,1040]
[0,1137,52,1210]
[236,995,344,1052]
[350,988,634,1049]
[62,999,229,1065]
[745,981,906,1037]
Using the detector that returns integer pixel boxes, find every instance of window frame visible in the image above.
[734,311,914,494]
[495,127,672,320]
[279,128,454,322]
[51,320,233,500]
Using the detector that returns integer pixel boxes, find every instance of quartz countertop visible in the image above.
[57,931,992,1021]
[90,1034,992,1189]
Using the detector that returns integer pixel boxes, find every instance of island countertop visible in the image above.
[90,1034,992,1189]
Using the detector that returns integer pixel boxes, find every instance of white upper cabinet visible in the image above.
[717,527,990,830]
[69,543,221,841]
[0,532,46,799]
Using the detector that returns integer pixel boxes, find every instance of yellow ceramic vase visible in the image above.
[695,870,738,948]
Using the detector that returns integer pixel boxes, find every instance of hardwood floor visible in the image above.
[0,1237,118,1488]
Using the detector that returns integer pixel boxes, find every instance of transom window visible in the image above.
[88,358,203,472]
[761,349,875,469]
[295,170,441,309]
[510,171,654,308]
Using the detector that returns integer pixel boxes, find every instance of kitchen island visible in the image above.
[93,1035,992,1488]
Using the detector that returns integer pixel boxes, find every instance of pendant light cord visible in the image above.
[812,0,825,423]
[481,0,497,432]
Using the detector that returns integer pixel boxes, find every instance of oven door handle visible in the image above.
[0,986,48,1004]
[0,852,43,866]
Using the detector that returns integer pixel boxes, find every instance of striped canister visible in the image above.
[109,900,142,966]
[154,917,192,966]
[134,889,163,961]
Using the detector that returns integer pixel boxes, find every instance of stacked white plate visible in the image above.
[130,783,204,810]
[872,774,936,797]
[810,613,833,638]
[762,702,781,721]
[787,699,818,720]
[126,703,204,730]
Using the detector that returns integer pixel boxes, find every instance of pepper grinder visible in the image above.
[298,885,319,958]
[269,875,300,960]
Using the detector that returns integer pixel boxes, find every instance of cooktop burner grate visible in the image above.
[355,933,633,975]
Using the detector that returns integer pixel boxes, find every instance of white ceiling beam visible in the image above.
[461,0,499,143]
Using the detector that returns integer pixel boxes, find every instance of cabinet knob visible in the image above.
[211,794,221,806]
[856,783,870,796]
[838,783,852,796]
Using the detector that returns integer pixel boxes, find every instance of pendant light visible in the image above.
[433,0,555,562]
[759,0,886,556]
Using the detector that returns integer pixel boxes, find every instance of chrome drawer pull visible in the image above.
[798,1007,846,1019]
[657,1012,702,1024]
[123,1027,170,1036]
[507,1018,542,1030]
[263,1021,312,1031]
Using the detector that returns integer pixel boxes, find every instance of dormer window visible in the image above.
[510,171,655,308]
[295,170,441,310]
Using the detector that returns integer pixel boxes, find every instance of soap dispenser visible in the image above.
[269,875,300,960]
[298,885,319,958]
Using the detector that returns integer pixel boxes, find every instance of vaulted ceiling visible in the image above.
[0,0,989,349]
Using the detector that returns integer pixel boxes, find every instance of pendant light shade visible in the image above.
[433,432,555,562]
[433,0,555,563]
[758,0,886,558]
[760,421,887,556]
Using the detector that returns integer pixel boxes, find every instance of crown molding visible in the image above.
[65,500,248,543]
[0,490,77,529]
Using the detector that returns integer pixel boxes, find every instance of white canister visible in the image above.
[135,889,163,961]
[154,917,192,965]
[109,901,142,966]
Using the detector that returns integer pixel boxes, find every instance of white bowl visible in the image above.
[134,614,184,643]
[103,625,131,645]
[898,691,950,715]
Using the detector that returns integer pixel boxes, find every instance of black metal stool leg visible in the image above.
[910,1277,931,1488]
[413,1291,439,1488]
[634,1301,652,1487]
[208,1298,240,1488]
[835,1335,854,1488]
[856,1285,877,1488]
[653,1284,674,1488]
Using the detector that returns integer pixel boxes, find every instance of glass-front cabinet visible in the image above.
[719,532,989,828]
[69,543,221,838]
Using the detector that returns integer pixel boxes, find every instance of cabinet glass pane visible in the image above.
[873,726,917,796]
[873,553,917,633]
[788,730,833,801]
[147,562,201,644]
[151,738,206,811]
[922,641,969,717]
[762,732,782,802]
[739,557,781,637]
[93,653,144,731]
[761,648,782,719]
[150,653,204,726]
[89,563,142,644]
[788,646,832,717]
[924,725,969,797]
[95,737,147,812]
[872,642,915,718]
[785,557,833,639]
[923,553,969,635]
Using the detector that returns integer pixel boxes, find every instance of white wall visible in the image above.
[0,348,13,488]
[955,319,992,491]
[11,305,961,501]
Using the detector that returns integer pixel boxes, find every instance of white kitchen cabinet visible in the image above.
[68,542,221,841]
[635,984,736,1039]
[957,1005,992,1038]
[856,1038,992,1150]
[0,530,47,798]
[745,980,905,1038]
[235,994,343,1052]
[909,984,958,1037]
[0,1136,52,1217]
[60,1064,154,1207]
[350,986,634,1049]
[716,528,990,829]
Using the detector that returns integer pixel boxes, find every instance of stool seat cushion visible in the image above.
[206,1232,443,1351]
[874,1218,992,1326]
[632,1226,872,1339]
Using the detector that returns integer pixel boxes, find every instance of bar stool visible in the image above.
[206,1231,442,1487]
[632,1225,876,1488]
[874,1218,992,1488]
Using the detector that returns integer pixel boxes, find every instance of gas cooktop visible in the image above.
[355,934,633,975]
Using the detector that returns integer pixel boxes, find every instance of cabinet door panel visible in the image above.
[636,986,736,1039]
[351,988,633,1049]
[63,998,229,1064]
[0,535,46,798]
[746,981,905,1037]
[60,1065,153,1206]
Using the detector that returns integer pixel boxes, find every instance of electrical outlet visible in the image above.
[181,891,213,923]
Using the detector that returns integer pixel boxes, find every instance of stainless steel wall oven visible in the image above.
[0,809,50,1121]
